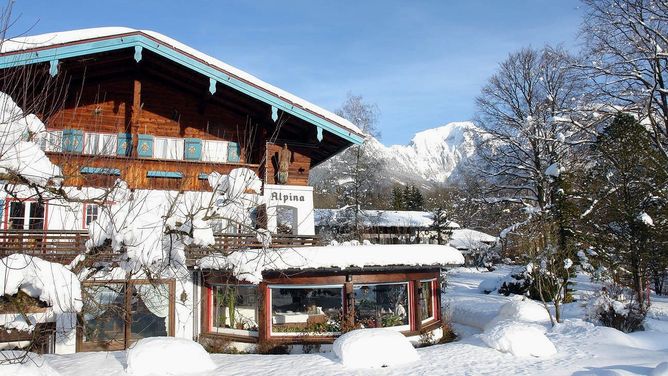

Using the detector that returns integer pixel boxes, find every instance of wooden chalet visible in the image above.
[0,28,459,354]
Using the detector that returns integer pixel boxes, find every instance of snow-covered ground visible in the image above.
[5,266,668,376]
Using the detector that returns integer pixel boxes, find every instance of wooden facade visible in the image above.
[1,40,361,191]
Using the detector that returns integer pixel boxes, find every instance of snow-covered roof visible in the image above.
[315,208,461,229]
[197,244,465,284]
[448,229,498,251]
[0,27,364,143]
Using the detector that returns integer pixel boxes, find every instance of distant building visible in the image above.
[315,208,460,244]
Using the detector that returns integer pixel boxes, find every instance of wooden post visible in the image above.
[130,78,142,158]
[258,282,269,344]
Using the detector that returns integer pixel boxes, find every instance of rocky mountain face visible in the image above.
[310,121,482,190]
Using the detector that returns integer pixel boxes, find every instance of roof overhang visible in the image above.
[0,31,364,145]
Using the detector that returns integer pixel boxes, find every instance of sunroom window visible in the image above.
[353,282,409,329]
[270,285,343,335]
[211,284,259,334]
[420,279,436,322]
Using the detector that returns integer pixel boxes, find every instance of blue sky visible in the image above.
[10,0,584,145]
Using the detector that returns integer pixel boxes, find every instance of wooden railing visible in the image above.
[0,229,320,265]
[0,230,88,264]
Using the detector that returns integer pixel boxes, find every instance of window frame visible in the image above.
[4,199,48,230]
[267,284,344,337]
[352,281,411,331]
[209,283,260,337]
[77,279,175,352]
[419,279,438,324]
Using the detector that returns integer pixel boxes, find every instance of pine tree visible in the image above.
[430,207,453,245]
[391,185,405,210]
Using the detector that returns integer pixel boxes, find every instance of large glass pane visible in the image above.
[130,283,170,341]
[81,283,126,348]
[420,280,435,321]
[8,202,25,229]
[271,286,342,334]
[28,203,45,230]
[212,284,258,332]
[354,283,409,328]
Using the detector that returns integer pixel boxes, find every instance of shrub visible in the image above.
[586,285,646,333]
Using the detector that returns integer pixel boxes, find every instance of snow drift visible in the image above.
[126,337,216,376]
[333,328,419,368]
[481,299,556,357]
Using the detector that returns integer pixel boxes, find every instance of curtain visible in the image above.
[135,283,170,318]
[83,132,117,155]
[154,137,184,160]
[202,140,227,162]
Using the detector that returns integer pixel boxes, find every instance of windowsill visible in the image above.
[210,327,259,337]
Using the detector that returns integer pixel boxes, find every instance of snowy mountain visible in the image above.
[310,121,482,189]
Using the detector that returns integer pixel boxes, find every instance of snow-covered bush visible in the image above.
[333,328,419,368]
[0,254,82,314]
[482,265,532,296]
[481,320,556,357]
[126,337,216,376]
[481,298,556,357]
[585,285,646,333]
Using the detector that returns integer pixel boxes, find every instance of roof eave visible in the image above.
[0,31,365,145]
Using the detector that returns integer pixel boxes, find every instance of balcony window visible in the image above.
[153,137,184,160]
[353,282,409,329]
[7,201,45,230]
[201,140,228,163]
[37,130,63,152]
[211,284,259,335]
[83,132,117,156]
[270,285,343,335]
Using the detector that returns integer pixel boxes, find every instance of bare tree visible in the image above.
[475,46,590,324]
[581,0,668,160]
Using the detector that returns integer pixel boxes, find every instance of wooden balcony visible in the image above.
[0,230,320,265]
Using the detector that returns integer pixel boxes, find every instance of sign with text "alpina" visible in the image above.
[271,192,305,203]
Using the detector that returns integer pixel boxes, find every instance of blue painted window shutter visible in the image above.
[227,142,240,162]
[117,133,132,156]
[137,134,154,158]
[184,138,202,160]
[62,129,83,153]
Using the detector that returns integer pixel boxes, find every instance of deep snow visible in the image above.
[4,266,668,376]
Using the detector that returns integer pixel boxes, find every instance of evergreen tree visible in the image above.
[391,185,405,210]
[584,113,668,308]
[430,207,453,245]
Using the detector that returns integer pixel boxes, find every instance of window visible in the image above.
[80,281,172,351]
[270,285,343,335]
[153,137,184,160]
[353,282,409,329]
[420,280,436,322]
[7,201,45,230]
[85,204,99,228]
[83,132,117,156]
[211,284,259,334]
[276,206,297,235]
[37,130,63,152]
[201,140,228,163]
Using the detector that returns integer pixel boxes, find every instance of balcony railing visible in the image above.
[0,229,320,265]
